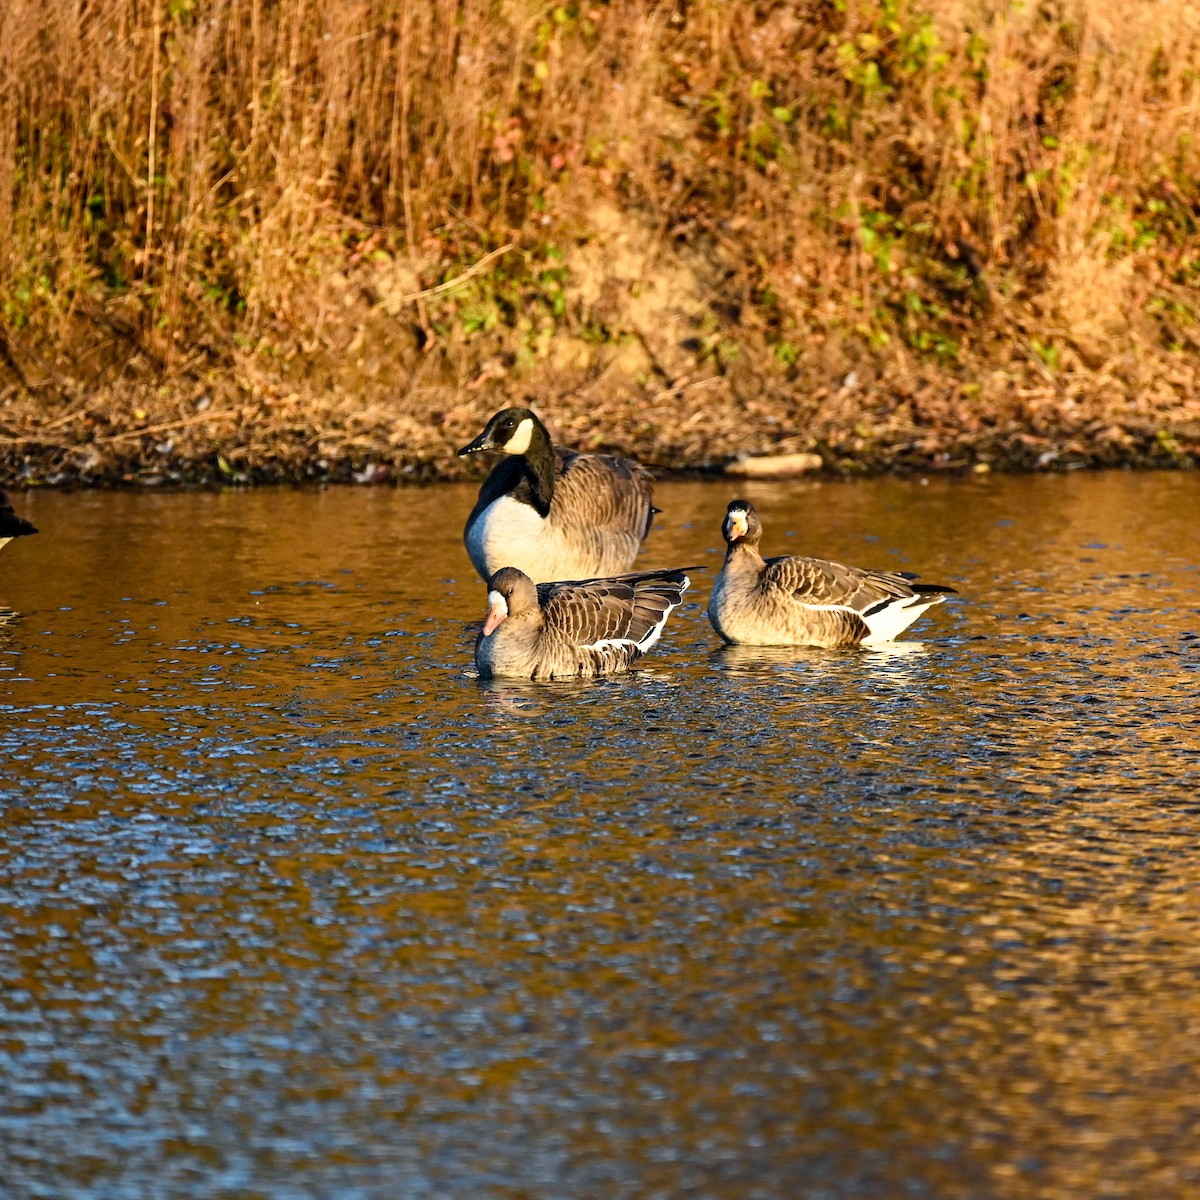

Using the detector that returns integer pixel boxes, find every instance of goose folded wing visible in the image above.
[627,585,683,642]
[541,579,643,647]
[763,555,921,614]
[554,451,655,537]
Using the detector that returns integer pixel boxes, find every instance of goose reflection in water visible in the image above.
[714,639,929,672]
[475,664,691,724]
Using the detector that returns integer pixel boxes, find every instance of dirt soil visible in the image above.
[3,233,1198,487]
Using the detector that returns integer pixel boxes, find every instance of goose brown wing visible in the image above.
[553,448,656,540]
[762,555,922,615]
[539,569,687,647]
[622,570,689,643]
[540,577,641,647]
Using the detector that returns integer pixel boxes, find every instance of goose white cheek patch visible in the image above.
[504,418,534,455]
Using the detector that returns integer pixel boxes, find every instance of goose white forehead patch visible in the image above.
[504,418,535,455]
[487,590,509,616]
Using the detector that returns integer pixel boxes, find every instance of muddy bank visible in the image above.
[3,311,1197,487]
[3,220,1198,485]
[3,375,1197,488]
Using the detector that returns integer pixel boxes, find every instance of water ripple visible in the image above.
[2,475,1199,1199]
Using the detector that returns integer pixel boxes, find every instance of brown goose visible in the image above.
[475,566,690,680]
[708,499,956,647]
[458,407,655,584]
[0,488,37,552]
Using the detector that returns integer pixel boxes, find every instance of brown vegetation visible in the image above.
[1,0,1198,483]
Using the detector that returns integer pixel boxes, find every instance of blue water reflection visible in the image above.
[1,473,1198,1199]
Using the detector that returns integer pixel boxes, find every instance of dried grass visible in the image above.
[0,0,1198,480]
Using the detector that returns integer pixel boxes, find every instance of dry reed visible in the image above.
[0,0,1197,477]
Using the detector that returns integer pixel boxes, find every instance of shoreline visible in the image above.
[4,381,1196,487]
[3,450,1193,490]
[5,296,1198,488]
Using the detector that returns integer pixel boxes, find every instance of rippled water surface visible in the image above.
[2,472,1199,1199]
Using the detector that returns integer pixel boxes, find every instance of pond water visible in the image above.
[1,471,1198,1200]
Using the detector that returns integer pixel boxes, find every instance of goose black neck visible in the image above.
[515,425,555,517]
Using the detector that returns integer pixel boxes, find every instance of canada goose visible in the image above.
[475,566,690,680]
[458,407,655,583]
[0,488,37,552]
[708,499,956,647]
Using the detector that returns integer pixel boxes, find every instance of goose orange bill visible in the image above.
[482,591,508,636]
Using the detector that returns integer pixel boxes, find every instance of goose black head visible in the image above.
[458,408,545,458]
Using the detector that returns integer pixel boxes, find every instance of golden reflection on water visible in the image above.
[1,474,1199,1198]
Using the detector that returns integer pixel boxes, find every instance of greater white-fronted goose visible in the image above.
[475,566,690,680]
[708,499,956,647]
[458,407,655,583]
[0,488,37,552]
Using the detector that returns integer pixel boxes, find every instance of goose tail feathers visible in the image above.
[860,590,952,644]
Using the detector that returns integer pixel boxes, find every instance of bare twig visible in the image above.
[145,1,161,283]
[36,406,93,434]
[649,375,725,404]
[94,410,240,444]
[389,243,517,307]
